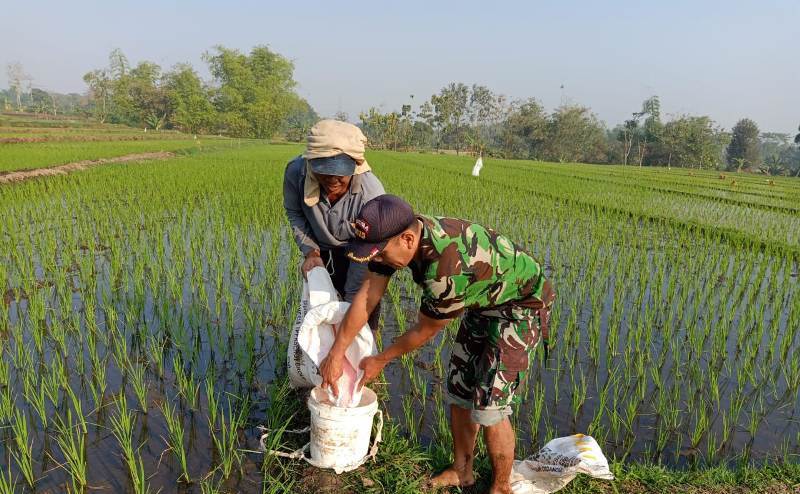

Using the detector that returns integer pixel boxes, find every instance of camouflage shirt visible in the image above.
[369,215,547,320]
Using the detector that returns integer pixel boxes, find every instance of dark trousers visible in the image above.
[320,249,381,330]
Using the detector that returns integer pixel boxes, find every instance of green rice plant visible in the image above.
[109,394,136,463]
[147,335,165,379]
[111,326,129,372]
[89,354,108,409]
[690,400,710,452]
[0,387,15,423]
[10,408,36,488]
[200,476,224,494]
[205,377,220,430]
[42,361,62,407]
[22,370,48,428]
[108,394,154,494]
[173,355,199,411]
[128,452,155,494]
[159,400,190,482]
[50,321,69,360]
[127,361,149,413]
[11,327,31,371]
[529,380,546,445]
[401,393,417,442]
[0,462,14,494]
[570,370,587,419]
[211,397,247,479]
[61,384,88,435]
[51,408,87,492]
[0,357,8,388]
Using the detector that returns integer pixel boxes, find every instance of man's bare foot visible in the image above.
[429,466,476,489]
[487,483,513,494]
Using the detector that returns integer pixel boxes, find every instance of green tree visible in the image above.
[500,98,547,159]
[164,64,215,134]
[413,101,437,149]
[283,98,318,142]
[467,84,503,155]
[661,115,724,169]
[619,96,662,166]
[617,119,638,165]
[204,45,301,138]
[128,61,168,129]
[725,118,761,171]
[30,88,51,114]
[358,108,406,150]
[82,69,112,123]
[430,82,469,154]
[543,105,607,163]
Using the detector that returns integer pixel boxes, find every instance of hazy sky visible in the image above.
[2,0,798,133]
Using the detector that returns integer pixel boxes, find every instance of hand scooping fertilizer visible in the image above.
[324,323,362,408]
[289,267,377,408]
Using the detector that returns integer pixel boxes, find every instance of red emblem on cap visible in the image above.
[354,218,370,239]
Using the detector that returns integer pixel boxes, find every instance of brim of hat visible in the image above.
[346,239,389,263]
[308,156,357,176]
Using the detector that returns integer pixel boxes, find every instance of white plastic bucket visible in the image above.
[307,386,383,473]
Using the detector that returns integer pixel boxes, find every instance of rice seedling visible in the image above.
[205,376,220,430]
[22,370,48,428]
[211,397,247,479]
[158,400,190,482]
[108,394,154,494]
[0,387,16,422]
[127,361,149,414]
[0,357,8,388]
[51,408,88,492]
[0,463,15,494]
[10,408,36,488]
[172,355,199,411]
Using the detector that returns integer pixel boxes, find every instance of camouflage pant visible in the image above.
[446,306,539,425]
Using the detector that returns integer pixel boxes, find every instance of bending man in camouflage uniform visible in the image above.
[320,195,554,494]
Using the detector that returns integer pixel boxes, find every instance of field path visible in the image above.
[0,151,175,184]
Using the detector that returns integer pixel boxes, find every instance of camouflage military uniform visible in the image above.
[369,215,554,425]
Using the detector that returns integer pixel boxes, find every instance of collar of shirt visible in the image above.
[409,215,439,284]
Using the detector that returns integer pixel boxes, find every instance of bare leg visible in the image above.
[484,417,515,494]
[430,404,478,488]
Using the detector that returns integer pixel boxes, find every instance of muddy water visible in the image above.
[2,230,799,493]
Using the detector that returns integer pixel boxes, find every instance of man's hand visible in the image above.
[357,355,389,390]
[319,351,344,397]
[301,250,324,278]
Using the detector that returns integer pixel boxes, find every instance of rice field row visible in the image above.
[0,139,244,173]
[0,143,798,492]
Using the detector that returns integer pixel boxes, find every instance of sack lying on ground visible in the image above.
[510,434,614,494]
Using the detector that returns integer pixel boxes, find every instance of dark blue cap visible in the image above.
[308,153,357,176]
[346,195,416,263]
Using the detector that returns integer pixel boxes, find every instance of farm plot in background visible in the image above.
[0,140,798,492]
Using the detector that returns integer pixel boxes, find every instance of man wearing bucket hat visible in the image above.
[283,119,385,328]
[319,194,554,494]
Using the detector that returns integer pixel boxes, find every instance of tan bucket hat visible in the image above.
[303,120,371,206]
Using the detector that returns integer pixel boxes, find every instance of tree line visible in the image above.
[358,85,800,175]
[4,46,317,139]
[4,48,800,174]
